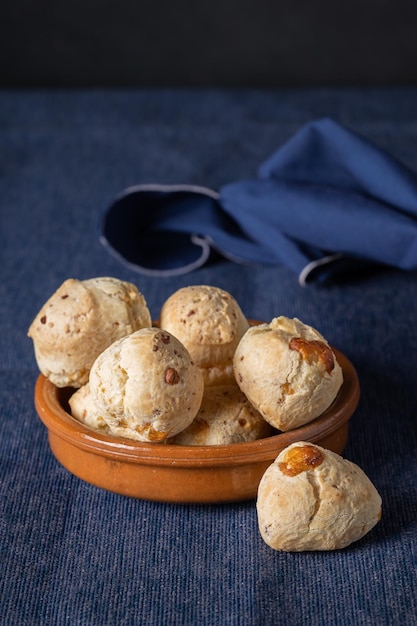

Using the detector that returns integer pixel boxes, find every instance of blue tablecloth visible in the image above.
[1,88,417,626]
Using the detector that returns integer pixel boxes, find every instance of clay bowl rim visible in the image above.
[34,347,360,469]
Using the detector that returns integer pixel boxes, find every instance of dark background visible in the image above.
[1,0,417,88]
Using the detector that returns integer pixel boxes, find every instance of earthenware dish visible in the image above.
[34,345,360,504]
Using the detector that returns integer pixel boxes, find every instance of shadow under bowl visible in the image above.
[34,347,360,504]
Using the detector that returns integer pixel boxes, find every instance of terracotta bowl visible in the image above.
[34,346,360,504]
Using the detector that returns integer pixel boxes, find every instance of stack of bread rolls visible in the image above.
[29,277,382,550]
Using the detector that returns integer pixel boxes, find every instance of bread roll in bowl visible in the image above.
[169,384,272,445]
[69,382,111,433]
[89,327,204,443]
[233,316,343,431]
[28,277,151,388]
[160,285,249,386]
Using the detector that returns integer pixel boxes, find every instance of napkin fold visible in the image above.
[101,118,417,284]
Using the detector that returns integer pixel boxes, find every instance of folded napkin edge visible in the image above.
[99,233,212,277]
[298,253,345,286]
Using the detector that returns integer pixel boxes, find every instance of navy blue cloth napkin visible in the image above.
[101,118,417,284]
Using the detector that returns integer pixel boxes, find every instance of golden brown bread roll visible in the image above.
[89,327,204,442]
[257,442,382,551]
[169,384,272,445]
[233,316,343,431]
[68,383,111,433]
[159,285,249,386]
[28,277,152,387]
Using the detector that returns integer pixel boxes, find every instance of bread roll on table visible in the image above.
[257,442,382,551]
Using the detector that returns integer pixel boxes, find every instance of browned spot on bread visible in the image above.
[279,444,324,476]
[165,368,180,385]
[289,337,334,373]
[140,425,168,442]
[281,382,294,395]
[187,418,210,435]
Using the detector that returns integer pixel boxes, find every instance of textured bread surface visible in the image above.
[159,285,249,386]
[28,277,151,387]
[257,442,382,551]
[170,384,272,445]
[233,316,343,431]
[69,383,111,433]
[89,327,204,442]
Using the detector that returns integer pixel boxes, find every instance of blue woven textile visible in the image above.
[102,117,417,284]
[1,88,417,626]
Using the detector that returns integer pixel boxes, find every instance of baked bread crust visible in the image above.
[89,327,204,442]
[69,382,111,433]
[159,285,249,386]
[233,316,343,431]
[257,442,382,551]
[28,277,151,388]
[169,384,272,445]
